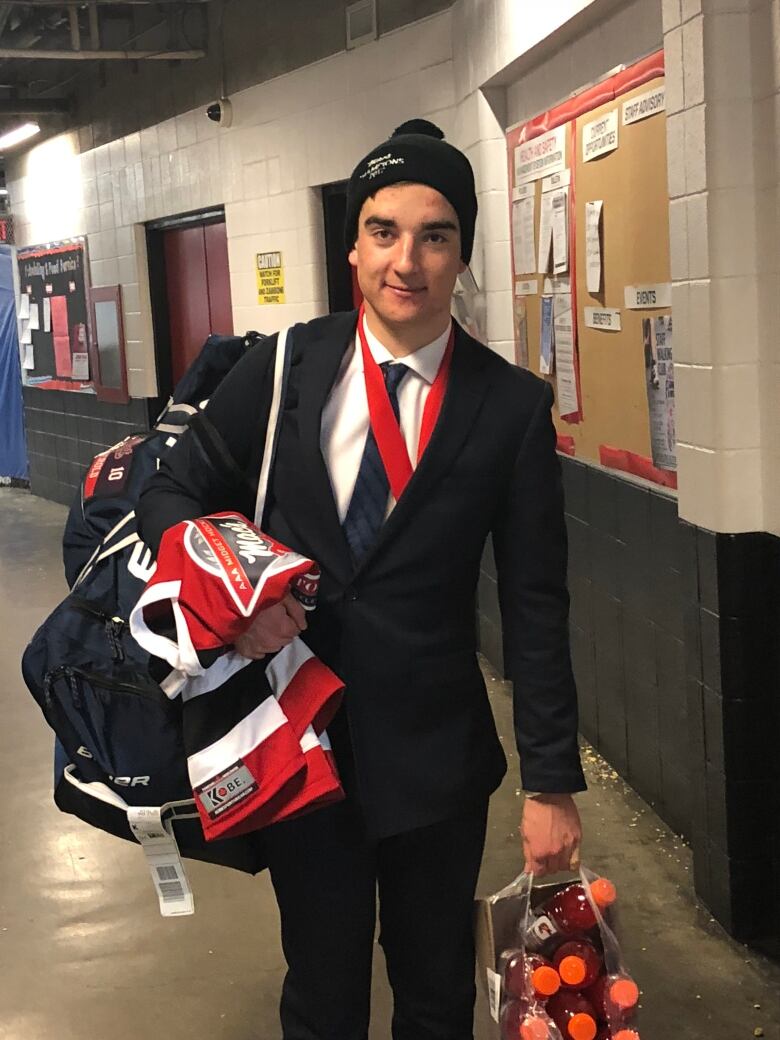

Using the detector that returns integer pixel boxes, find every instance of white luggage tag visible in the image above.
[127,805,195,917]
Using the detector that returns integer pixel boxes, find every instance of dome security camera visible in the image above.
[206,98,233,128]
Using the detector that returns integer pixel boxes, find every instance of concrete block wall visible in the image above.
[664,0,780,539]
[504,0,662,130]
[7,11,476,398]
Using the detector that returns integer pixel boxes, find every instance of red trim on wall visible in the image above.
[599,444,678,490]
[17,242,86,260]
[557,434,576,456]
[515,49,665,144]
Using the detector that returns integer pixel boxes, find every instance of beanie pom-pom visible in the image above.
[392,118,445,140]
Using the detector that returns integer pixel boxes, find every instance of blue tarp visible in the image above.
[0,244,27,479]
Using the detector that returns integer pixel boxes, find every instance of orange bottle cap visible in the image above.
[590,878,617,908]
[567,1013,597,1040]
[521,1017,551,1040]
[532,964,561,996]
[612,1031,640,1040]
[610,978,640,1009]
[558,955,586,986]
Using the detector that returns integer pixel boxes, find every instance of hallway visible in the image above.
[2,487,779,1040]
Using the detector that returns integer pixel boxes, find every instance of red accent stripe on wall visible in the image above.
[599,444,677,490]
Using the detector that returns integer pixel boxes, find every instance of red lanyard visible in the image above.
[358,305,454,502]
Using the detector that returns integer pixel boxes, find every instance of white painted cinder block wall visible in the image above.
[10,0,778,536]
[662,0,780,537]
[7,1,608,396]
[7,12,459,398]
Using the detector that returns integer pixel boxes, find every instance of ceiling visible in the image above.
[0,1,210,138]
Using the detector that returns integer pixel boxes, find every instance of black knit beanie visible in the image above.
[344,118,478,264]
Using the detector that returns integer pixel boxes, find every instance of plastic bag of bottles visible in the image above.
[475,867,641,1040]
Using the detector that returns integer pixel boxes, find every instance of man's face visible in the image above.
[349,183,466,332]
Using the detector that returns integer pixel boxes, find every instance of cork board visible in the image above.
[573,74,670,461]
[506,55,671,474]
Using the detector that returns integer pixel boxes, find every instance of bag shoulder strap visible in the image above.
[254,326,292,527]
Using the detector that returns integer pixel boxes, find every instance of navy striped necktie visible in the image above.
[342,361,409,563]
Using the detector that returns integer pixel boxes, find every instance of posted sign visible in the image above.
[256,251,285,304]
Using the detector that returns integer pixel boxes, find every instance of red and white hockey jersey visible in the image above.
[129,513,344,841]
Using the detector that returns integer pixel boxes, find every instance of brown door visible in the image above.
[164,220,233,385]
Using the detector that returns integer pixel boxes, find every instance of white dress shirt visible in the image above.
[321,318,451,522]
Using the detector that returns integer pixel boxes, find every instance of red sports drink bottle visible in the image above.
[503,949,561,1001]
[553,939,602,989]
[526,879,617,950]
[546,990,599,1040]
[587,974,640,1024]
[501,1002,560,1040]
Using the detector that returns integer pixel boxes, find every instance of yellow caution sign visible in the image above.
[256,251,285,304]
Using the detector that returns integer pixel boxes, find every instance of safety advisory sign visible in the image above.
[256,251,285,304]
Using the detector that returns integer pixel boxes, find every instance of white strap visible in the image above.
[254,327,289,527]
[62,764,200,819]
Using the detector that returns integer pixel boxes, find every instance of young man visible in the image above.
[138,119,585,1040]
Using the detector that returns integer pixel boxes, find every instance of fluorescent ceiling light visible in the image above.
[0,122,40,151]
[0,189,8,196]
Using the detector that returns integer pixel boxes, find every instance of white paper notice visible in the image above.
[515,125,567,186]
[71,352,90,380]
[20,322,32,345]
[644,315,676,469]
[22,344,34,370]
[28,303,40,331]
[515,279,538,296]
[543,274,572,295]
[512,196,537,276]
[42,297,51,333]
[584,307,622,332]
[582,110,619,162]
[19,294,30,320]
[537,193,554,274]
[512,183,534,202]
[624,283,672,309]
[623,85,665,126]
[585,201,604,294]
[554,295,579,416]
[542,168,571,194]
[551,189,569,275]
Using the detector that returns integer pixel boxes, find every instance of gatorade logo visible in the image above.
[527,913,560,945]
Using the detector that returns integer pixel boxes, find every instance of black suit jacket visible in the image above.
[137,310,586,839]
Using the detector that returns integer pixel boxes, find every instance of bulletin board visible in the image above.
[17,238,93,392]
[506,51,676,488]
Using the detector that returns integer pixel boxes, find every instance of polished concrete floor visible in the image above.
[2,485,780,1040]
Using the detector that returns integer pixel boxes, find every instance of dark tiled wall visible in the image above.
[478,454,780,946]
[22,388,151,506]
[686,530,780,945]
[479,457,692,836]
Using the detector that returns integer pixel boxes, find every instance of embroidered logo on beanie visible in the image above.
[344,117,478,263]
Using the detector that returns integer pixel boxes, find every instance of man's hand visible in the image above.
[520,793,582,877]
[234,592,307,659]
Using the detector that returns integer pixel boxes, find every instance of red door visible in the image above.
[164,220,233,385]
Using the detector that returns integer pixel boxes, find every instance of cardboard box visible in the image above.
[474,879,570,1025]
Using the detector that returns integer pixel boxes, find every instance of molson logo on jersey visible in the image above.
[183,514,320,616]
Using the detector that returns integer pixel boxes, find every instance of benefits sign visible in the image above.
[256,251,285,304]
